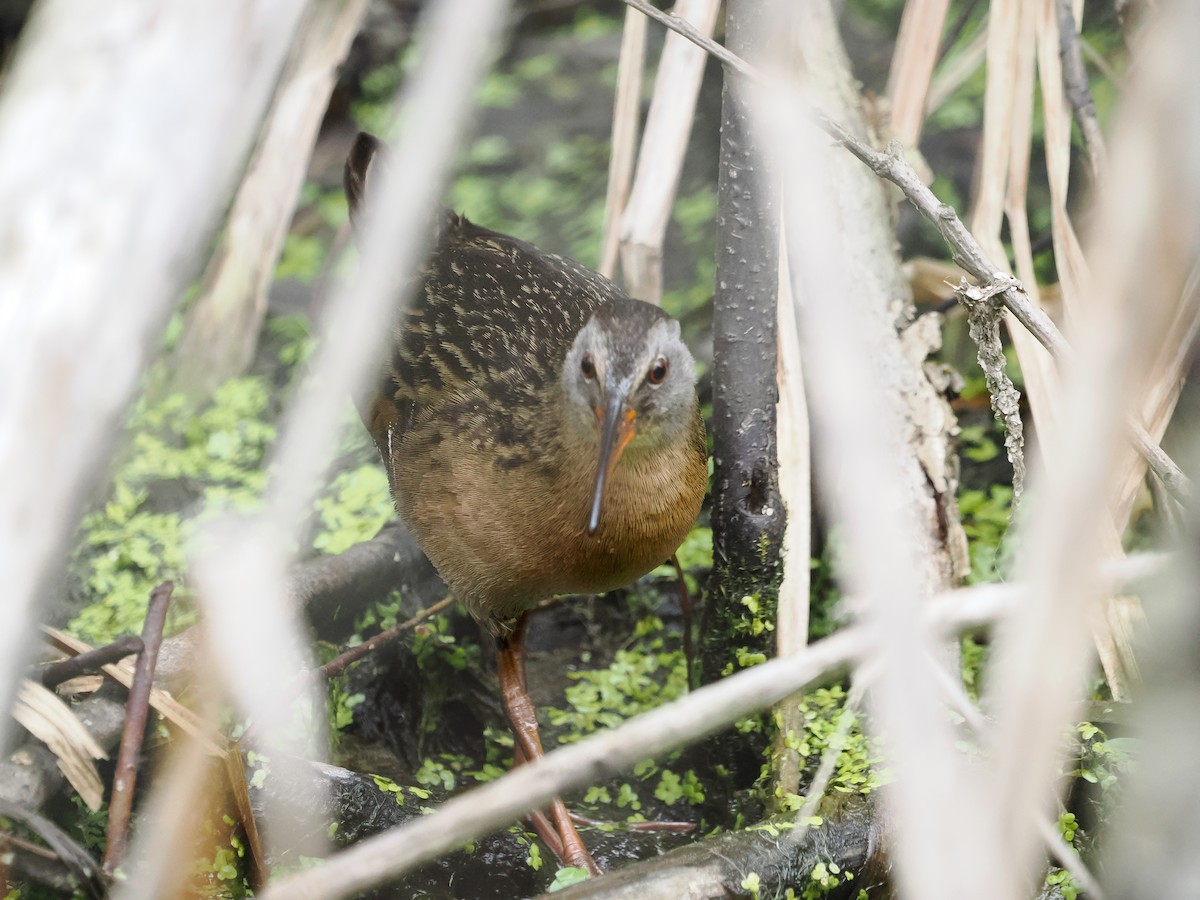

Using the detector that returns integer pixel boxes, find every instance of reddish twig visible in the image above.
[671,553,696,690]
[319,596,454,679]
[568,810,696,834]
[41,635,143,689]
[102,581,174,877]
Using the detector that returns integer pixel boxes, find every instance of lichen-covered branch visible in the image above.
[962,283,1027,505]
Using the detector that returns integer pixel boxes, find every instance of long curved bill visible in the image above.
[587,392,637,535]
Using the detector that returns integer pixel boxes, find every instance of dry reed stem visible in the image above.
[11,681,107,812]
[43,628,222,755]
[599,6,647,279]
[109,708,226,900]
[971,0,1021,241]
[1104,8,1200,892]
[1111,267,1200,527]
[618,0,720,304]
[1038,0,1089,330]
[186,0,512,867]
[761,76,998,895]
[771,238,812,798]
[169,0,371,397]
[987,0,1198,887]
[0,0,308,751]
[1039,0,1143,695]
[887,0,951,145]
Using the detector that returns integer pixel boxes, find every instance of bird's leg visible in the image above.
[511,743,566,860]
[497,613,601,876]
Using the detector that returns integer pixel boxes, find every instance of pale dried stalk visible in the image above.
[45,628,223,755]
[1038,0,1089,330]
[987,1,1198,888]
[763,10,974,884]
[0,0,307,748]
[1111,267,1200,527]
[1037,0,1142,695]
[1104,18,1200,898]
[970,0,1021,241]
[886,0,951,145]
[1003,0,1055,450]
[779,681,864,844]
[109,706,225,900]
[999,0,1139,694]
[186,0,513,869]
[12,680,106,811]
[1001,0,1132,695]
[771,235,811,798]
[763,74,997,897]
[774,254,810,657]
[598,6,647,279]
[619,0,720,304]
[169,0,371,398]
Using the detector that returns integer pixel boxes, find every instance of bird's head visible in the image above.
[561,298,698,535]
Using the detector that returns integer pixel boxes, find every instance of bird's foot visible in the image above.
[526,802,601,875]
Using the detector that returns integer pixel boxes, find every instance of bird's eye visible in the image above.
[580,353,596,380]
[647,356,669,385]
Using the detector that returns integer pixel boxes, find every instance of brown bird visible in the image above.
[344,132,707,874]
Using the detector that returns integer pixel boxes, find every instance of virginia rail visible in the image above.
[344,132,707,874]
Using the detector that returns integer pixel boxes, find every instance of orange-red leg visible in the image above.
[497,613,601,875]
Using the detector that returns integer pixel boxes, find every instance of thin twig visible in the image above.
[618,0,753,79]
[614,0,1191,503]
[102,582,174,877]
[319,596,455,679]
[41,636,144,689]
[568,811,695,833]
